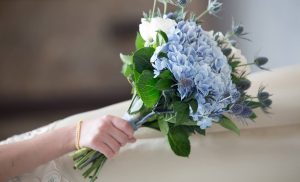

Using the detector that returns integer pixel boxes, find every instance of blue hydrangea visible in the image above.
[197,117,212,130]
[151,20,239,129]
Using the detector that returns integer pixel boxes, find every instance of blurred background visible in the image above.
[0,0,299,140]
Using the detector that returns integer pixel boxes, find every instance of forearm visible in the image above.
[0,124,76,181]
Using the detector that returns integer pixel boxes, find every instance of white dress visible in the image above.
[2,65,300,182]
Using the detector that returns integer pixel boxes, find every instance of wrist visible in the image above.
[64,123,77,152]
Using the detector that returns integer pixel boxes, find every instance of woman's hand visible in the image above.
[79,115,136,159]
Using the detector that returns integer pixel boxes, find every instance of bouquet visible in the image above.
[71,0,272,181]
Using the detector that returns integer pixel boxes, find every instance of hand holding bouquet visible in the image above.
[72,0,272,181]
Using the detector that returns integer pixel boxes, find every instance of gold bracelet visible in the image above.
[75,120,83,150]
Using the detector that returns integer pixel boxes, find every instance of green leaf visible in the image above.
[189,99,198,113]
[166,118,198,126]
[167,126,191,157]
[245,101,261,109]
[178,125,205,136]
[173,102,190,125]
[219,116,240,135]
[181,119,198,126]
[153,95,167,113]
[158,70,173,80]
[135,32,145,50]
[249,112,257,120]
[231,74,240,84]
[120,53,133,64]
[229,60,241,70]
[157,30,168,42]
[121,64,133,77]
[155,79,173,91]
[156,30,168,45]
[133,47,155,73]
[136,70,161,108]
[194,127,206,136]
[120,54,134,78]
[158,118,169,135]
[133,69,141,83]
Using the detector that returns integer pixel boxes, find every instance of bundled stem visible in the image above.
[71,148,107,182]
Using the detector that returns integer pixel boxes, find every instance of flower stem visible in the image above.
[196,9,209,20]
[163,2,167,15]
[225,31,235,39]
[70,147,90,160]
[152,0,157,18]
[82,157,101,178]
[89,156,107,182]
[237,63,255,67]
[78,152,102,170]
[75,150,97,169]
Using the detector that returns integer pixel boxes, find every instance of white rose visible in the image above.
[139,17,177,44]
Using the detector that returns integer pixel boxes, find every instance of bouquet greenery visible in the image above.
[71,0,272,181]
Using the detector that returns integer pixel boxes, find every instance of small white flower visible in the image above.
[139,17,177,45]
[214,32,225,42]
[230,47,247,65]
[230,47,251,74]
[213,31,250,73]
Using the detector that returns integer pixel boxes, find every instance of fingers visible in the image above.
[93,142,115,159]
[111,117,134,139]
[81,115,136,159]
[108,126,129,146]
[103,134,121,154]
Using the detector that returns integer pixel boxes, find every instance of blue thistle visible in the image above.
[261,99,272,108]
[236,79,251,91]
[233,25,244,36]
[231,104,244,115]
[222,48,232,57]
[258,92,270,101]
[178,0,187,5]
[240,106,253,118]
[254,57,269,70]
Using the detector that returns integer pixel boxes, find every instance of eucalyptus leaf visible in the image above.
[133,47,155,73]
[219,116,240,135]
[167,126,191,157]
[136,70,161,108]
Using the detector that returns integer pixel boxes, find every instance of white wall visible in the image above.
[232,0,300,69]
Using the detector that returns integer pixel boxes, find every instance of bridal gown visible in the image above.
[2,65,300,182]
